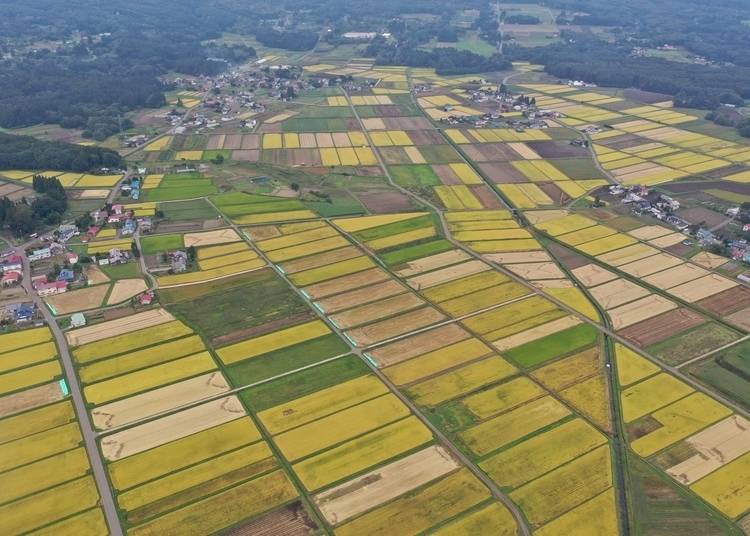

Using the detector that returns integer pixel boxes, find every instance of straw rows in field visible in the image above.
[0,327,109,535]
[615,344,750,520]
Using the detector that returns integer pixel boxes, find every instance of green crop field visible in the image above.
[505,323,599,368]
[687,340,750,410]
[140,233,184,254]
[391,165,442,187]
[647,323,741,366]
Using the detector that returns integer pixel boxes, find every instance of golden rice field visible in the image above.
[421,271,508,303]
[336,469,491,536]
[462,295,557,335]
[531,347,602,392]
[73,320,193,363]
[83,351,216,405]
[274,393,409,461]
[198,250,259,271]
[268,236,351,263]
[217,319,331,365]
[79,335,206,384]
[109,418,262,490]
[481,418,607,489]
[258,375,387,435]
[0,360,62,396]
[509,445,613,526]
[289,256,375,286]
[621,373,693,423]
[0,326,52,352]
[157,257,266,286]
[292,416,432,491]
[459,396,570,456]
[0,476,100,534]
[408,356,517,407]
[577,234,638,256]
[31,508,108,536]
[0,341,57,374]
[197,241,249,260]
[118,441,274,512]
[615,344,660,387]
[534,488,619,536]
[462,376,546,420]
[234,209,317,225]
[335,213,427,233]
[630,393,731,457]
[0,400,74,444]
[367,227,436,250]
[383,338,493,386]
[690,451,750,519]
[0,421,81,472]
[559,374,611,431]
[128,470,297,536]
[431,502,518,536]
[438,282,530,317]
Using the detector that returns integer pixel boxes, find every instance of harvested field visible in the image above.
[66,308,174,347]
[484,251,551,263]
[505,262,565,280]
[620,308,705,347]
[346,307,446,346]
[394,250,470,277]
[101,396,246,461]
[479,162,528,183]
[697,286,750,315]
[692,251,730,269]
[45,285,107,314]
[669,274,737,302]
[91,372,230,430]
[316,280,405,314]
[628,225,674,240]
[292,416,433,491]
[302,268,390,299]
[571,264,618,287]
[690,450,750,519]
[85,264,111,285]
[223,503,317,536]
[492,315,582,351]
[667,415,750,485]
[406,260,490,289]
[597,243,659,266]
[106,279,147,305]
[330,293,424,329]
[359,192,413,214]
[619,253,683,277]
[642,263,709,289]
[335,468,490,536]
[183,228,241,247]
[589,278,650,309]
[608,295,677,330]
[0,382,64,419]
[314,445,459,525]
[368,324,471,367]
[726,308,750,330]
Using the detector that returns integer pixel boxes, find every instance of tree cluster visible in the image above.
[0,133,122,171]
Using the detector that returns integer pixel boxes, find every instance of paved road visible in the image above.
[14,247,123,535]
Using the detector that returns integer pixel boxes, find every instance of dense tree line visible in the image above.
[367,40,510,75]
[0,133,122,171]
[504,15,541,25]
[255,27,318,51]
[0,175,68,235]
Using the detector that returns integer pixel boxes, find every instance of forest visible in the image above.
[0,133,123,171]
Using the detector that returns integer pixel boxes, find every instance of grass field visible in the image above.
[504,323,599,368]
[687,340,750,410]
[140,233,184,254]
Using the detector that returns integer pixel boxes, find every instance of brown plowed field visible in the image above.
[223,134,243,150]
[0,382,63,418]
[619,308,705,347]
[471,185,504,208]
[359,192,414,213]
[405,130,445,145]
[726,307,750,330]
[467,144,519,162]
[527,141,588,158]
[384,117,433,130]
[368,324,470,367]
[46,284,108,314]
[240,134,261,149]
[346,307,446,347]
[288,149,321,166]
[317,281,406,314]
[479,162,528,183]
[432,164,462,185]
[696,286,750,315]
[380,147,411,165]
[224,502,317,536]
[395,250,469,277]
[232,150,260,161]
[206,135,224,150]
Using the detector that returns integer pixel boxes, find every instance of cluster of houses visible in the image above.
[120,177,141,200]
[1,254,22,287]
